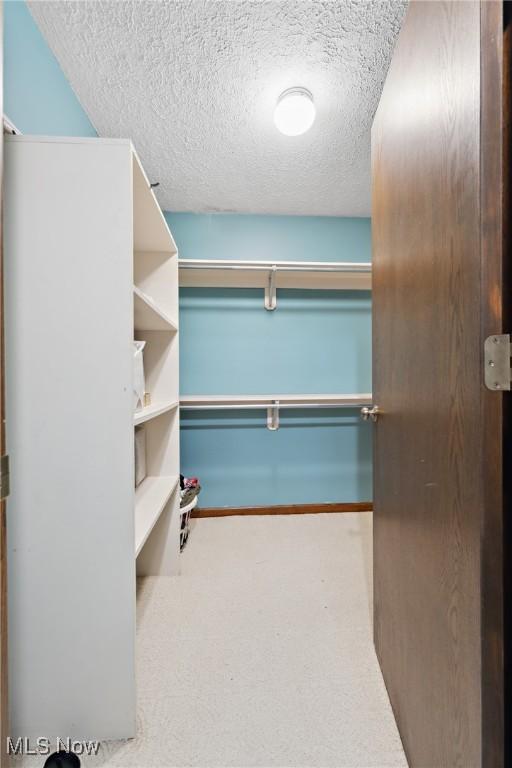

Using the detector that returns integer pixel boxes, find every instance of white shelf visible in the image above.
[179,259,371,291]
[132,149,177,255]
[134,286,178,331]
[135,475,179,557]
[134,400,179,426]
[180,393,372,407]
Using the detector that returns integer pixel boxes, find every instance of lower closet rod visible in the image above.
[180,399,371,432]
[180,403,369,410]
[180,401,371,430]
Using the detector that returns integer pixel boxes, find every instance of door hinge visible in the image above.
[0,455,10,500]
[484,334,511,391]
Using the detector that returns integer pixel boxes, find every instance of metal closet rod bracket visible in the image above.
[265,266,278,311]
[267,400,280,430]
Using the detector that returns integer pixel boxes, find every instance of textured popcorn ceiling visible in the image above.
[28,1,406,216]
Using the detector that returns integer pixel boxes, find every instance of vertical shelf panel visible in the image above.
[132,151,177,254]
[5,136,136,740]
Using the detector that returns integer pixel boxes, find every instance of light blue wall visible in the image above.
[5,0,96,136]
[166,213,371,264]
[166,212,372,508]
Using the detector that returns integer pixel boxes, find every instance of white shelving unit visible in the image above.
[4,136,180,741]
[134,212,180,575]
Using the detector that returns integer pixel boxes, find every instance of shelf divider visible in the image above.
[134,285,178,331]
[134,400,179,426]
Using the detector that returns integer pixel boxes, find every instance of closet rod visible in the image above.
[180,400,372,430]
[180,403,370,410]
[179,259,371,309]
[179,260,371,273]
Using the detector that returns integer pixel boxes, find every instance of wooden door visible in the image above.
[372,2,506,766]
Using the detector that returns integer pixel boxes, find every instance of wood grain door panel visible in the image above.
[372,2,505,765]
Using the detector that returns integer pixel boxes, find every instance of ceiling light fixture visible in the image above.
[273,87,316,136]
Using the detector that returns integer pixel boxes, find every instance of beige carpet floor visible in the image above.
[19,513,407,767]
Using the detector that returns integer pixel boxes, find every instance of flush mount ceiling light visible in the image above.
[274,88,316,136]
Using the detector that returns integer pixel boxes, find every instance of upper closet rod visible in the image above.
[179,259,371,310]
[179,260,371,273]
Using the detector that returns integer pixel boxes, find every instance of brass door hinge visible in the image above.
[0,455,10,500]
[484,335,511,391]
